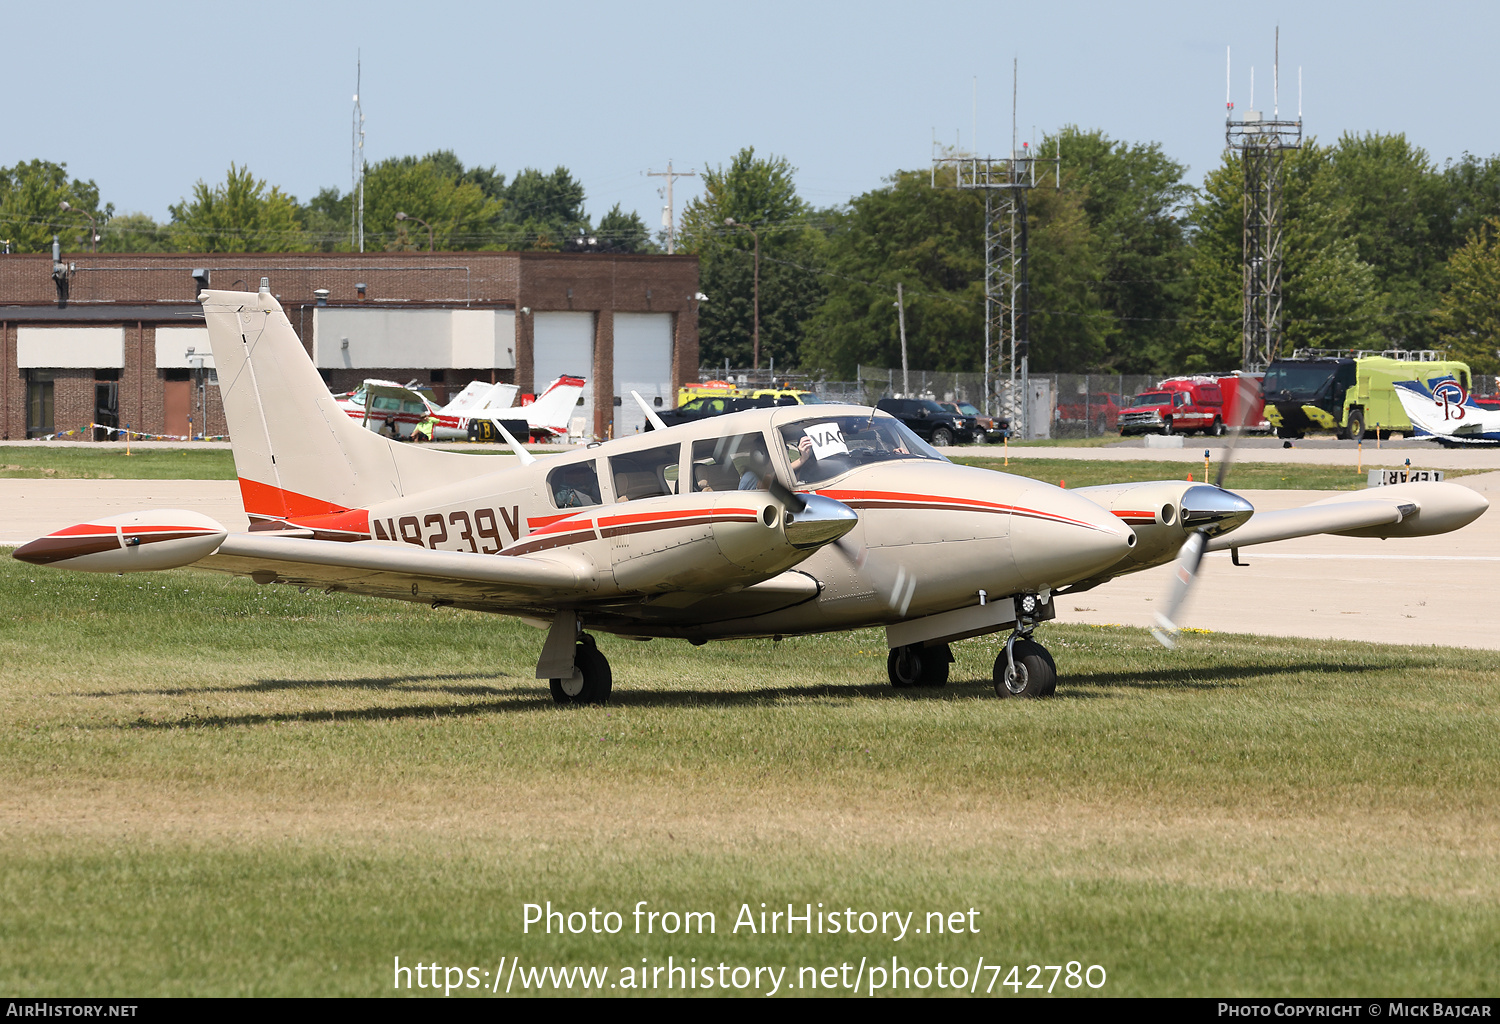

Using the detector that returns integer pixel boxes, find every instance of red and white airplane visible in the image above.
[12,287,1488,705]
[333,375,585,441]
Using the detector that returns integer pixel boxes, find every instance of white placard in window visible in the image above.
[804,422,849,459]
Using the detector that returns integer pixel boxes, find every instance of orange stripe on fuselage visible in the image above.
[238,478,351,520]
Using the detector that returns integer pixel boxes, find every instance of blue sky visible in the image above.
[5,1,1496,229]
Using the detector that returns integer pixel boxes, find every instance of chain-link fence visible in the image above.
[708,363,1500,439]
[709,365,1180,438]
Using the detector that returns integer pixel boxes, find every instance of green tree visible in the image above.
[298,186,352,251]
[1322,132,1452,348]
[1433,218,1500,374]
[595,203,656,253]
[361,155,501,251]
[1047,127,1194,372]
[679,147,826,370]
[1182,142,1383,370]
[0,160,107,253]
[1442,152,1500,246]
[497,166,588,249]
[800,171,984,375]
[99,212,170,252]
[800,167,1107,376]
[169,164,307,252]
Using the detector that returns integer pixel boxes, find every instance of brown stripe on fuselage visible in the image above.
[12,534,121,564]
[597,513,755,540]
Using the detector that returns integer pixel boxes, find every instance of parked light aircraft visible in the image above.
[13,288,1489,703]
[334,375,585,441]
[1394,375,1500,446]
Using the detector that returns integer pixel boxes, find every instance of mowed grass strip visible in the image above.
[1,555,1497,995]
[0,446,534,480]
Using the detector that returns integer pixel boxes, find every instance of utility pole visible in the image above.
[351,54,366,252]
[648,160,697,254]
[1226,30,1302,370]
[896,282,909,396]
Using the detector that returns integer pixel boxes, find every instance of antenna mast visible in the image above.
[932,60,1059,438]
[1226,29,1302,370]
[351,54,366,252]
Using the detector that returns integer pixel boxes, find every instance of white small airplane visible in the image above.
[12,288,1488,704]
[334,375,584,441]
[1394,375,1500,446]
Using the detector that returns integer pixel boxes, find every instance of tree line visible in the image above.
[0,152,653,257]
[5,130,1500,374]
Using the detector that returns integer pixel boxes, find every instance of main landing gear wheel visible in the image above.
[887,643,951,688]
[549,637,612,705]
[994,637,1056,698]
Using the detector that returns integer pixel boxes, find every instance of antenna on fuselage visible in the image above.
[631,390,669,432]
[494,420,536,465]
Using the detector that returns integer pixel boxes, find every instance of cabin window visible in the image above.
[609,443,681,502]
[691,432,771,492]
[548,461,602,510]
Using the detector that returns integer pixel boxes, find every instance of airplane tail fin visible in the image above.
[525,375,586,437]
[200,288,487,521]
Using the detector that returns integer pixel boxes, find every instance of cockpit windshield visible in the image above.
[776,413,946,485]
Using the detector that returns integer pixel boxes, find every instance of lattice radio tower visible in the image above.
[932,62,1057,437]
[1225,30,1301,370]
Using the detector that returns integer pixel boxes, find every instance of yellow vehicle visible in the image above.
[1262,355,1473,440]
[745,388,823,406]
[674,382,823,408]
[676,380,740,406]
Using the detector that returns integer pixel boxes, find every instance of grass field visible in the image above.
[1,553,1496,997]
[0,445,1466,492]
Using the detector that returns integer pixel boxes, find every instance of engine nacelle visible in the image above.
[12,510,228,573]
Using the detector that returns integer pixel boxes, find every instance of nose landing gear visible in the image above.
[994,593,1056,698]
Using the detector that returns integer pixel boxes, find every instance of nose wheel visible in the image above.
[550,635,613,705]
[994,633,1056,699]
[887,643,951,688]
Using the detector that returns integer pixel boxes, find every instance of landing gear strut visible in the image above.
[887,642,951,688]
[994,593,1056,698]
[550,633,612,705]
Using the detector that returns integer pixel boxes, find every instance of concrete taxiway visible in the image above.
[3,443,1498,651]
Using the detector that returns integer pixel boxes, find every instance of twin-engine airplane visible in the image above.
[13,287,1490,703]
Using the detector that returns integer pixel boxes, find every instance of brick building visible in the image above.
[0,250,700,441]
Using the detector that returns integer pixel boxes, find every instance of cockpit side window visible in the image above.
[691,432,771,492]
[548,460,602,510]
[609,443,681,502]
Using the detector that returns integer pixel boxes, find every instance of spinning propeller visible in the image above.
[1149,374,1259,649]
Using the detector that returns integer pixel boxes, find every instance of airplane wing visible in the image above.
[196,534,595,611]
[1205,481,1485,551]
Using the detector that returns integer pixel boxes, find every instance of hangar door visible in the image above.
[613,313,674,437]
[532,312,594,435]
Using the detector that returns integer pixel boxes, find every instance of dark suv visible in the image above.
[874,398,975,446]
[649,394,775,430]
